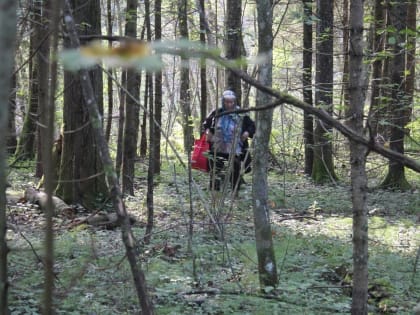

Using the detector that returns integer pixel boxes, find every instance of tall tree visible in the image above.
[178,0,193,152]
[153,0,162,174]
[14,0,42,161]
[302,0,314,175]
[122,1,141,195]
[57,0,107,207]
[0,1,17,313]
[379,0,411,190]
[311,0,337,183]
[367,0,387,138]
[63,3,154,312]
[198,0,208,125]
[347,0,369,313]
[7,72,17,154]
[104,0,114,143]
[253,0,278,288]
[225,0,242,101]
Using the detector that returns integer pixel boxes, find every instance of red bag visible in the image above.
[191,134,209,172]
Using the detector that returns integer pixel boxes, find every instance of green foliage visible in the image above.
[5,162,419,314]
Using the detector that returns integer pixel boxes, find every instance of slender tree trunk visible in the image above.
[225,0,242,101]
[153,0,162,174]
[380,0,411,190]
[122,0,141,195]
[38,1,61,313]
[368,0,386,137]
[347,1,369,313]
[63,3,154,313]
[302,0,314,175]
[0,2,17,313]
[178,0,193,152]
[253,0,278,288]
[116,70,126,177]
[7,73,17,154]
[145,73,154,244]
[311,0,337,184]
[105,0,113,143]
[198,0,208,125]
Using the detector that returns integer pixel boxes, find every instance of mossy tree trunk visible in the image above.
[253,0,278,289]
[311,0,337,184]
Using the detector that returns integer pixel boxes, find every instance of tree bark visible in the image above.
[253,0,278,289]
[104,0,114,143]
[367,0,386,137]
[7,72,17,154]
[198,0,208,125]
[225,0,242,101]
[57,0,108,207]
[311,0,337,184]
[153,0,162,174]
[302,0,314,175]
[347,1,369,313]
[380,0,411,190]
[122,0,141,195]
[63,3,154,313]
[178,0,193,152]
[14,0,41,161]
[0,2,17,313]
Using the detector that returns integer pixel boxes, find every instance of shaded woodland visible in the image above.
[0,0,419,314]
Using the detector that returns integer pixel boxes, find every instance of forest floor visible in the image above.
[5,162,420,315]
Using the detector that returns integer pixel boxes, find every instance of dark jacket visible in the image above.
[202,107,255,159]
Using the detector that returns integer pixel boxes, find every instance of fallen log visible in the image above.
[24,187,72,216]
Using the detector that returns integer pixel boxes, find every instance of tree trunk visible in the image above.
[116,70,126,177]
[198,0,208,126]
[367,0,386,137]
[225,0,242,101]
[311,0,337,184]
[153,0,162,174]
[253,0,278,288]
[178,0,193,152]
[380,0,411,190]
[104,0,113,143]
[14,0,42,161]
[57,0,107,208]
[347,1,369,313]
[122,0,141,195]
[63,3,154,313]
[7,72,17,154]
[0,2,17,313]
[302,0,314,175]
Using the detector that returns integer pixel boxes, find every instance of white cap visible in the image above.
[222,90,236,100]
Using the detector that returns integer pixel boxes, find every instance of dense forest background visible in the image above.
[0,0,419,314]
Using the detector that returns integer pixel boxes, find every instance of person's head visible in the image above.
[222,90,236,110]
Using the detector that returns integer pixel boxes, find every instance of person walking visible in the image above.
[202,90,255,195]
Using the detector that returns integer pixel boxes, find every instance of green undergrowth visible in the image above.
[5,166,420,314]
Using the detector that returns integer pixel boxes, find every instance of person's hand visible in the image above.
[241,131,249,142]
[205,129,213,142]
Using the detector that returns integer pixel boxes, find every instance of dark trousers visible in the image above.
[208,152,242,192]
